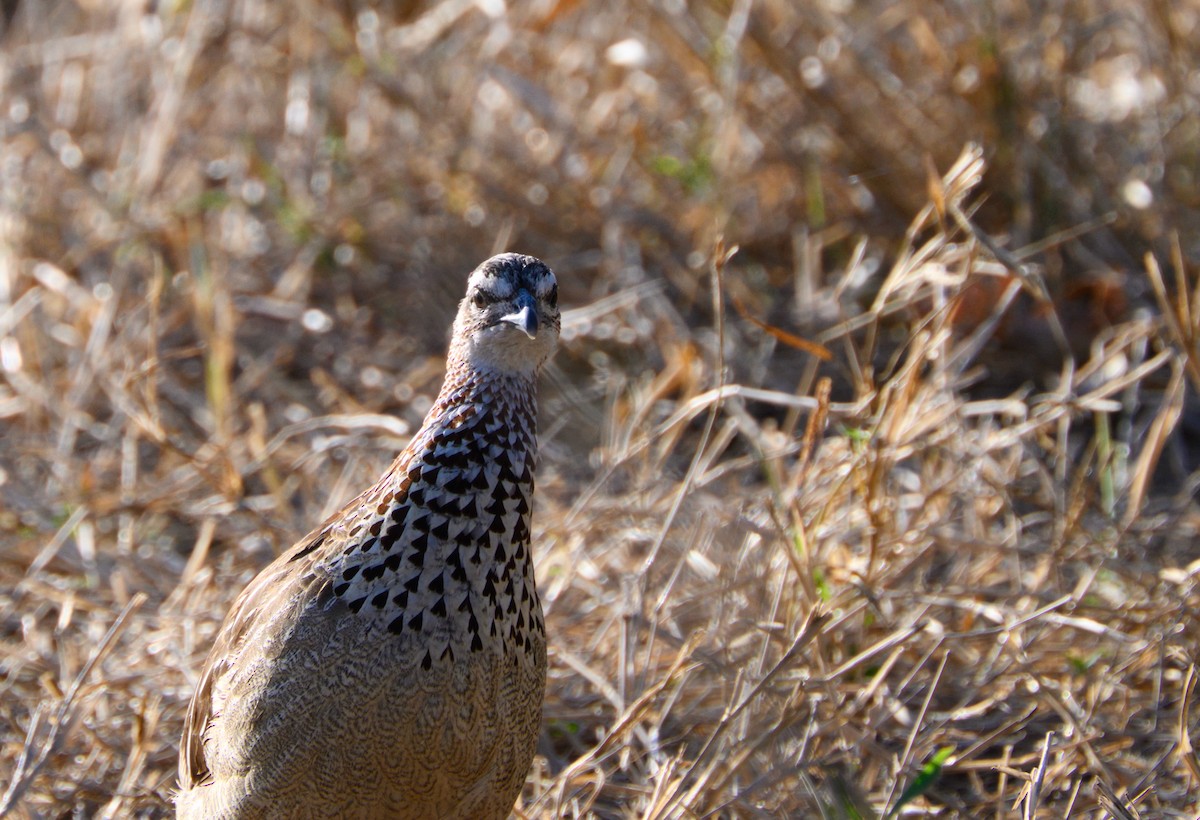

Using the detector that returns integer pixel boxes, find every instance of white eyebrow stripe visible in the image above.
[479,276,514,299]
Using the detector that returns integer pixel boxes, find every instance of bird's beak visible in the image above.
[499,291,539,339]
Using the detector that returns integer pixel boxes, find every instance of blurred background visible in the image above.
[2,0,1200,816]
[4,0,1194,379]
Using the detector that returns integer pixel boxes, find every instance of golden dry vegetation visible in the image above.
[2,1,1200,817]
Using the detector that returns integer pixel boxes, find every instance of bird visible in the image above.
[176,253,561,819]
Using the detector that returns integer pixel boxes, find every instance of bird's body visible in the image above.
[177,254,560,820]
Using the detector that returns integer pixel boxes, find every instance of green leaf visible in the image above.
[812,566,832,602]
[886,746,954,818]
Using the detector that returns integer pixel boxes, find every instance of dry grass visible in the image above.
[3,1,1200,817]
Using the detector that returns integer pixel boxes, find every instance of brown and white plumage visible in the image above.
[177,254,560,819]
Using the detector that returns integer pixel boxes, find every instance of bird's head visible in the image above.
[450,253,561,377]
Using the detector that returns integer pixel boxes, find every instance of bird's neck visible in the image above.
[317,352,546,660]
[417,359,540,461]
[366,356,545,659]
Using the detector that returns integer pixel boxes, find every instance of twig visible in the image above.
[0,593,147,817]
[1019,730,1053,820]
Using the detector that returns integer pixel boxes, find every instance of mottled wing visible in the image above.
[178,463,410,789]
[178,525,330,789]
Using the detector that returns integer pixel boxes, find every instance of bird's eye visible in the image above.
[472,291,489,309]
[546,283,558,308]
